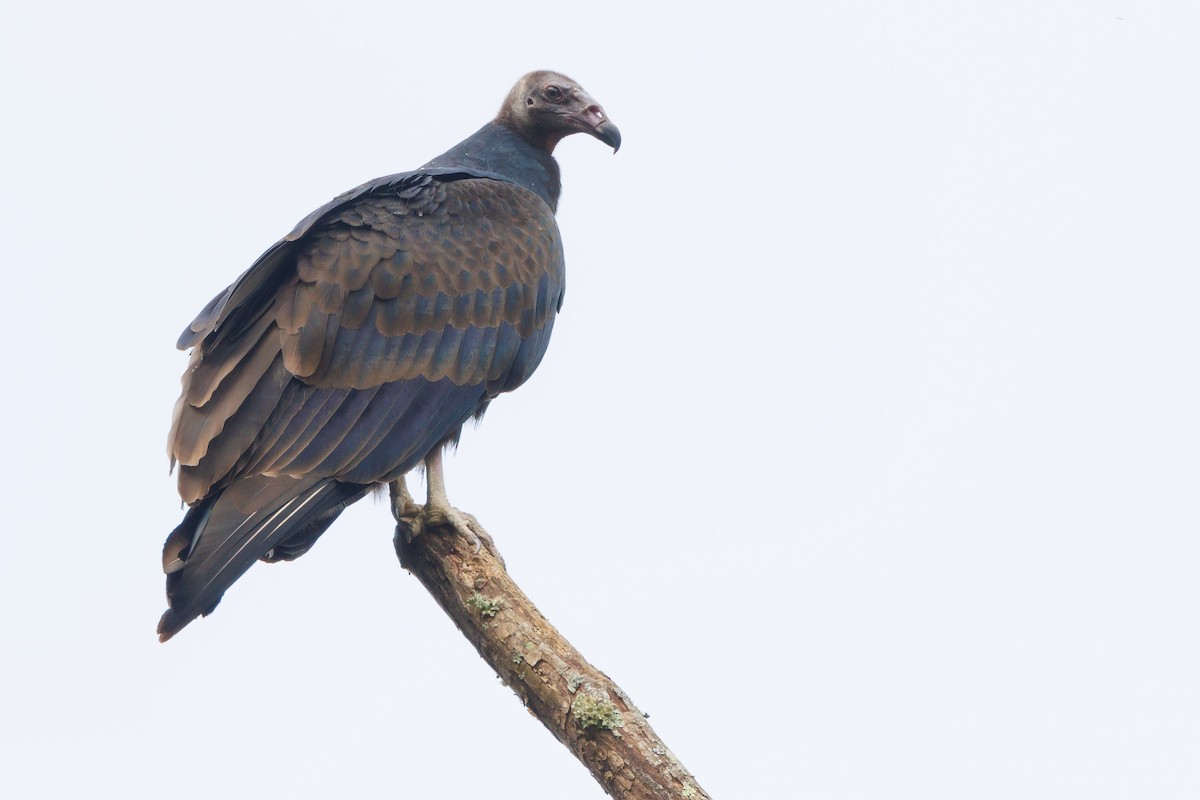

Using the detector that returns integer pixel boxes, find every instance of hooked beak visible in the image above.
[593,118,622,153]
[573,96,621,153]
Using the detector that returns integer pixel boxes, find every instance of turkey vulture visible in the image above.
[158,71,620,641]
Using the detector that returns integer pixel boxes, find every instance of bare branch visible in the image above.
[391,480,710,799]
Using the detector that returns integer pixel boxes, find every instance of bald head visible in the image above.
[497,71,621,154]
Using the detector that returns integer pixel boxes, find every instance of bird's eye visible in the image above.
[543,85,563,102]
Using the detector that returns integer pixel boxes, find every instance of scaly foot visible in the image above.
[389,477,500,560]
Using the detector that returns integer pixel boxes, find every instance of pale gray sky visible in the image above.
[2,2,1198,798]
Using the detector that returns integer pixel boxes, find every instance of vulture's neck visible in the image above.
[423,122,562,212]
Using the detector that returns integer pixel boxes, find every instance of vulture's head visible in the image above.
[498,70,621,154]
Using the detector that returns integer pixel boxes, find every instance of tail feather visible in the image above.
[157,476,369,641]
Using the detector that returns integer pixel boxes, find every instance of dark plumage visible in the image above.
[159,71,619,641]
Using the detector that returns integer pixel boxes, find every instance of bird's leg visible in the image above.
[389,476,421,524]
[389,475,427,545]
[420,447,496,555]
[389,451,499,559]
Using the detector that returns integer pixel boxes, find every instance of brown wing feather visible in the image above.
[169,311,278,468]
[169,177,563,505]
[277,179,560,389]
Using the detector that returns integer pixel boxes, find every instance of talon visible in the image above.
[425,502,486,551]
[394,450,505,567]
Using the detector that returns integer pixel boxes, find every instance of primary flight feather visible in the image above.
[159,71,620,641]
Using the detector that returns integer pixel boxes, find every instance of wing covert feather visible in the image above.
[276,178,563,389]
[170,174,563,503]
